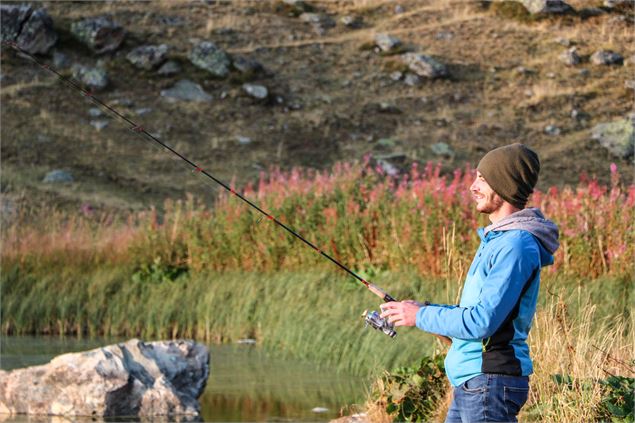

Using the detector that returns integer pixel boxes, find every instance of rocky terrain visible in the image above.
[1,0,633,220]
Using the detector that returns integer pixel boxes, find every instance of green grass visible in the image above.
[1,261,631,377]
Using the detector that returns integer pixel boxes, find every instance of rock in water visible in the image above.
[0,339,210,418]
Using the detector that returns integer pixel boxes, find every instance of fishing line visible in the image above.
[3,40,397,304]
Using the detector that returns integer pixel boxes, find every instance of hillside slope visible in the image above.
[1,0,633,218]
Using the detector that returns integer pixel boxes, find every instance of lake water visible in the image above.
[0,336,367,422]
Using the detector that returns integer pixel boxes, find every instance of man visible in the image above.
[380,143,559,423]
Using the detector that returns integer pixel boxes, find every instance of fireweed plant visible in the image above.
[3,160,633,280]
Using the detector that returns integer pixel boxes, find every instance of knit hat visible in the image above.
[476,143,540,209]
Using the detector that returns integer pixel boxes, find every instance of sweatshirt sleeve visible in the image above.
[416,235,538,340]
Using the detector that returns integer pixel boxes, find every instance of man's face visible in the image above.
[470,171,504,214]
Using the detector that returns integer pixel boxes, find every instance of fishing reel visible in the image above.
[362,310,397,338]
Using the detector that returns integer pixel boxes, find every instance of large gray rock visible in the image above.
[0,339,209,418]
[242,83,268,100]
[374,33,402,53]
[520,0,573,14]
[591,50,624,66]
[161,79,212,102]
[70,16,125,54]
[559,47,580,66]
[341,15,363,29]
[126,44,168,70]
[72,64,108,91]
[591,118,634,159]
[189,41,231,78]
[401,53,448,78]
[0,4,31,42]
[16,8,57,54]
[1,5,57,54]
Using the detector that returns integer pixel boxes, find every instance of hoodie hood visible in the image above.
[484,207,560,255]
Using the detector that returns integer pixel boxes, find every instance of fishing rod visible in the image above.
[2,40,402,338]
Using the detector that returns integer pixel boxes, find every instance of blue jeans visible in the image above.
[445,374,529,423]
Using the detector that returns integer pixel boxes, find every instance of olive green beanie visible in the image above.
[476,143,540,209]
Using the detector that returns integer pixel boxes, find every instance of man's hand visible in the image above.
[379,301,422,327]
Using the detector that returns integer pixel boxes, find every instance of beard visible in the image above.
[476,192,504,214]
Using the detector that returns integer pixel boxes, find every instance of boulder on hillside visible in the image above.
[17,8,57,54]
[559,47,580,66]
[591,50,624,66]
[189,41,231,78]
[0,339,210,418]
[70,16,125,54]
[0,5,57,54]
[374,33,402,53]
[0,4,31,42]
[242,83,269,100]
[161,79,213,102]
[126,44,169,70]
[591,117,634,159]
[401,53,448,79]
[520,0,574,14]
[72,64,108,91]
[341,15,363,29]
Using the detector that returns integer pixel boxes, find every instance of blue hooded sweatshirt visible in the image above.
[416,208,559,387]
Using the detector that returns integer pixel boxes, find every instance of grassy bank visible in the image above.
[1,264,631,375]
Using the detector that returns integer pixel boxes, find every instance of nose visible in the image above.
[470,178,479,193]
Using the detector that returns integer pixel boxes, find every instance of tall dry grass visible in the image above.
[524,285,634,421]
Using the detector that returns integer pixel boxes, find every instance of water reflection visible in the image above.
[0,337,365,422]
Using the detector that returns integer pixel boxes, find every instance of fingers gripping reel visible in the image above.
[362,310,397,338]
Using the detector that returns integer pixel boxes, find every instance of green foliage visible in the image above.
[377,355,448,422]
[551,373,635,422]
[599,375,635,422]
[131,256,188,284]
